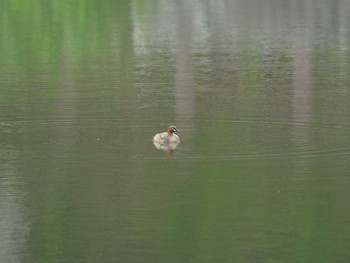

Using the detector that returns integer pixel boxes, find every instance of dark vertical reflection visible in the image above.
[0,148,29,262]
[174,1,196,147]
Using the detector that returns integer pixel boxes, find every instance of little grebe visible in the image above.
[153,125,180,145]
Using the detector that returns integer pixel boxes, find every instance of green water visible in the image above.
[1,1,350,262]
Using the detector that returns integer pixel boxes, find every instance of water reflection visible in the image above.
[1,0,350,262]
[0,147,28,262]
[153,140,180,158]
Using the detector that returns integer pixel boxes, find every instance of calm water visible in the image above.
[1,1,350,262]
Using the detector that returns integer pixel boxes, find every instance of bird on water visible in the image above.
[153,125,180,145]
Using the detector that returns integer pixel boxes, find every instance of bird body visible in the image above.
[153,125,180,145]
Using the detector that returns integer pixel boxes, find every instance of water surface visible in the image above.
[1,1,350,262]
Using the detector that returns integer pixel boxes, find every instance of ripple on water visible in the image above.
[173,118,350,161]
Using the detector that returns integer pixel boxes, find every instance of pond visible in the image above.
[1,1,350,262]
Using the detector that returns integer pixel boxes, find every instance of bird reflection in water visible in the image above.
[153,140,180,158]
